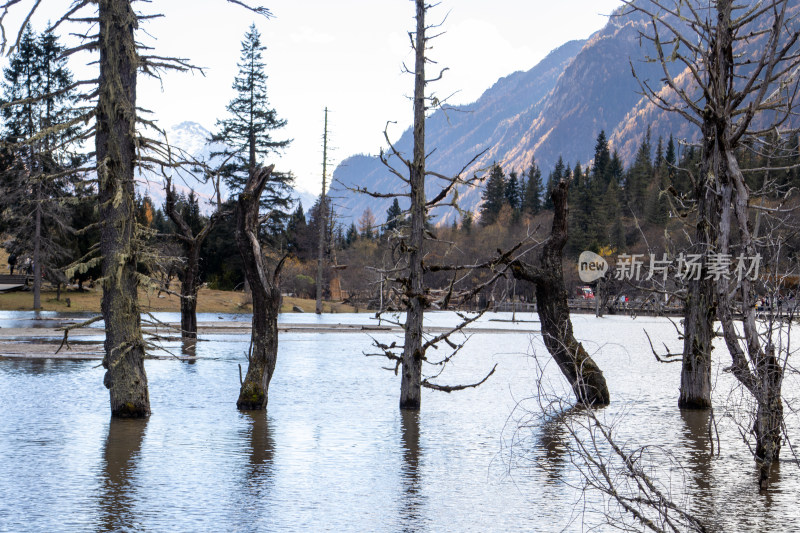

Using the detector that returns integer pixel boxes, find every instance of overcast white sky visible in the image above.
[12,0,622,195]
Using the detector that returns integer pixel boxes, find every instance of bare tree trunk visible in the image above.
[510,180,610,406]
[399,0,428,411]
[180,247,199,340]
[97,0,150,418]
[679,149,717,409]
[33,182,41,310]
[235,165,282,410]
[316,107,328,315]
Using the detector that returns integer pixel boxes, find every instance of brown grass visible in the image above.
[0,285,358,314]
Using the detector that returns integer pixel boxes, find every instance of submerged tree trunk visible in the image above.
[678,197,716,409]
[97,0,150,418]
[235,165,282,410]
[399,0,428,411]
[180,249,199,340]
[510,180,610,406]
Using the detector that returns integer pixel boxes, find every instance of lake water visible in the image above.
[0,311,798,532]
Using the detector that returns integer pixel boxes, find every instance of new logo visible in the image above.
[578,251,608,283]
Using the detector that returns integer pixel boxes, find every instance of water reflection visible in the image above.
[241,411,274,483]
[680,410,713,492]
[96,418,148,532]
[536,407,575,484]
[399,410,425,532]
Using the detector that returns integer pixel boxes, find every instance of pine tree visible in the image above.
[212,24,292,214]
[480,162,506,225]
[285,202,308,255]
[522,157,543,215]
[385,198,403,232]
[0,25,84,308]
[505,170,520,210]
[592,130,611,185]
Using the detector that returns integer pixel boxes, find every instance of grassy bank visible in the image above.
[0,286,358,314]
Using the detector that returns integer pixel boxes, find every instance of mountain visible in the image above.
[136,121,317,214]
[330,8,690,227]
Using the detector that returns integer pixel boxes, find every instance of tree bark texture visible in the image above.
[399,0,428,411]
[511,180,610,406]
[96,0,150,418]
[235,165,281,410]
[678,143,717,409]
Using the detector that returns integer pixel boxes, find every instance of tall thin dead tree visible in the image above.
[235,164,285,410]
[626,0,800,487]
[354,0,526,410]
[316,107,329,315]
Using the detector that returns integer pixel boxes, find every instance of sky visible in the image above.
[8,0,623,196]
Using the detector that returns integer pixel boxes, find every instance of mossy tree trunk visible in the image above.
[96,0,150,418]
[235,165,283,410]
[510,179,610,406]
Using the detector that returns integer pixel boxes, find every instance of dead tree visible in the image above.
[625,0,800,486]
[234,164,285,410]
[316,107,330,314]
[164,178,219,342]
[353,0,524,410]
[508,179,610,406]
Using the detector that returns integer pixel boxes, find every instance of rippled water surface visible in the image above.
[0,311,798,532]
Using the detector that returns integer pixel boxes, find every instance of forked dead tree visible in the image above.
[234,164,285,410]
[164,177,220,342]
[508,179,610,406]
[625,0,800,486]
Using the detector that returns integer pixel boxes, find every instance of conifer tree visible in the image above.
[522,157,543,215]
[504,170,520,210]
[480,163,506,225]
[0,25,84,309]
[212,24,292,216]
[385,198,403,232]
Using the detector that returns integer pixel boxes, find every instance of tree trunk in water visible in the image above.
[679,278,714,409]
[399,0,428,411]
[96,0,150,418]
[235,165,281,410]
[180,247,199,340]
[511,180,610,406]
[678,118,717,410]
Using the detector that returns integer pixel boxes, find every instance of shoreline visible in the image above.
[0,320,540,360]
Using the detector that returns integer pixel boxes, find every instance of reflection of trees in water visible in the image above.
[97,418,147,532]
[535,406,575,484]
[241,411,274,485]
[399,410,425,532]
[234,410,274,527]
[680,410,713,492]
